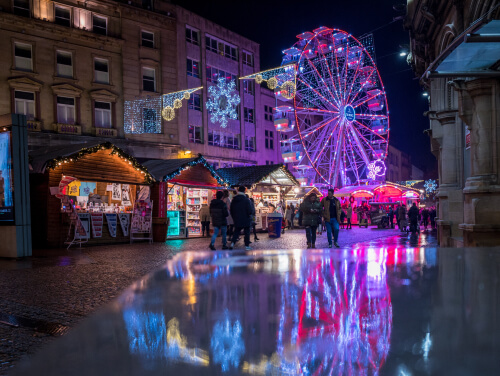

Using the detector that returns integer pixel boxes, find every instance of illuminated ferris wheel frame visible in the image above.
[284,27,390,188]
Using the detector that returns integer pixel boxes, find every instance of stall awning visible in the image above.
[143,154,227,186]
[334,185,379,197]
[30,142,102,173]
[217,164,299,187]
[425,18,500,78]
[287,186,323,199]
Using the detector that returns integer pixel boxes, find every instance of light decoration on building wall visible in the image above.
[367,159,386,180]
[240,63,297,97]
[424,179,438,194]
[124,87,203,134]
[206,78,240,128]
[397,180,424,188]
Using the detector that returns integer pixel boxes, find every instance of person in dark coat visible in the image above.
[430,206,437,229]
[422,208,430,230]
[408,203,419,234]
[388,206,395,229]
[299,193,322,248]
[229,186,254,250]
[209,191,229,250]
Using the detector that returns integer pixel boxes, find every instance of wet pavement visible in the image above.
[0,228,437,375]
[9,235,500,375]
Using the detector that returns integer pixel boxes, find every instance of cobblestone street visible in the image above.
[0,227,436,375]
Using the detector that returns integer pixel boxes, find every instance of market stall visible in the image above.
[143,155,228,239]
[217,164,299,231]
[29,142,154,248]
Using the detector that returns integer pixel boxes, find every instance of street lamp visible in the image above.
[422,92,429,97]
[399,51,408,57]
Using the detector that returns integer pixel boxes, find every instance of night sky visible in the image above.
[175,0,437,174]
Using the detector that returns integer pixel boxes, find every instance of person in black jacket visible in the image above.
[408,203,419,234]
[229,186,254,250]
[209,191,229,250]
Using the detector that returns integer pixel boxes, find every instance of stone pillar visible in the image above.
[455,79,500,246]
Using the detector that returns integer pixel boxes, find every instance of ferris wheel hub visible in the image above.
[343,105,356,123]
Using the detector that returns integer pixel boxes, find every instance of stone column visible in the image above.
[455,78,500,246]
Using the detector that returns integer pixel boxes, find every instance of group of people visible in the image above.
[390,203,437,233]
[201,186,259,251]
[299,189,342,248]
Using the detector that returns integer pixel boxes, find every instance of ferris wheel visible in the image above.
[278,27,390,188]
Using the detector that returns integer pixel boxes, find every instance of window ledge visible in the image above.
[10,69,38,76]
[93,127,117,138]
[54,123,81,135]
[53,75,78,82]
[92,81,113,88]
[27,120,42,132]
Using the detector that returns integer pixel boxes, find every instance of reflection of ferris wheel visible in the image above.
[279,27,390,188]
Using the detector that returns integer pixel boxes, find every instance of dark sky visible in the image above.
[176,0,437,173]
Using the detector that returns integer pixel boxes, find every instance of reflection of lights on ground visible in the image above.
[421,332,432,360]
[211,310,245,372]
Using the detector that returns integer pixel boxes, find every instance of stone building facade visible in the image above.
[386,145,412,182]
[405,0,500,246]
[0,0,281,165]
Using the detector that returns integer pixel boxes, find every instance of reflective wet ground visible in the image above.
[12,245,500,375]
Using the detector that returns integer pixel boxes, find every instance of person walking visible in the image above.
[289,203,295,229]
[422,207,430,230]
[430,206,437,229]
[229,186,254,250]
[320,188,341,248]
[398,204,406,232]
[299,193,322,248]
[199,203,211,237]
[209,191,229,250]
[223,190,234,238]
[408,202,419,234]
[250,197,259,241]
[285,205,294,230]
[388,205,395,229]
[346,202,353,229]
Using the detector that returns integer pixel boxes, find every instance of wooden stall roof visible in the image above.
[143,154,228,187]
[217,164,299,188]
[29,142,152,184]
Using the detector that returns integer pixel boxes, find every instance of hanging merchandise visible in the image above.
[138,185,150,200]
[105,213,118,237]
[112,183,121,201]
[119,213,131,236]
[130,199,153,243]
[122,184,132,206]
[91,213,103,238]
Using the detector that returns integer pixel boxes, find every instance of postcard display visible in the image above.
[186,189,209,236]
[130,200,153,243]
[166,185,186,239]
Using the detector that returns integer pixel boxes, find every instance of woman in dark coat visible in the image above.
[299,193,322,248]
[209,191,229,250]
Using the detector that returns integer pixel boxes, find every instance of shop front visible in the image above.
[144,155,228,239]
[217,164,299,231]
[30,142,154,248]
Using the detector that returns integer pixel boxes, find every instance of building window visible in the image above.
[14,42,32,72]
[206,66,237,87]
[187,58,200,78]
[264,105,273,121]
[13,0,30,17]
[243,80,254,95]
[56,96,75,124]
[188,125,203,144]
[186,27,199,45]
[188,94,201,111]
[142,67,155,92]
[92,14,107,36]
[54,5,71,27]
[141,31,154,48]
[205,36,237,61]
[94,58,109,84]
[242,51,254,67]
[142,108,156,133]
[208,130,239,149]
[142,0,153,10]
[265,130,274,149]
[56,50,73,78]
[14,91,35,120]
[243,107,254,123]
[245,136,255,152]
[94,101,112,128]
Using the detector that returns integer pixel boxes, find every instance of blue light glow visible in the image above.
[210,310,245,372]
[206,78,240,128]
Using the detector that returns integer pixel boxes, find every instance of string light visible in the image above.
[162,106,175,121]
[280,81,296,99]
[206,78,240,128]
[161,154,228,186]
[267,77,278,89]
[45,142,154,184]
[173,99,182,109]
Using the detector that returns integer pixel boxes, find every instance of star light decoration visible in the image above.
[367,159,386,180]
[206,78,240,128]
[210,310,245,372]
[424,179,438,194]
[241,63,297,98]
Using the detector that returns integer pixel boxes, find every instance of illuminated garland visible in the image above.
[45,142,154,184]
[162,87,203,122]
[161,154,228,186]
[240,63,296,94]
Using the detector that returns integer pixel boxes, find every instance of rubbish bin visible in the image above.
[267,213,283,238]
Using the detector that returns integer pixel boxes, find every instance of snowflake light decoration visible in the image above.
[424,179,438,194]
[367,159,386,180]
[210,310,245,372]
[206,78,240,128]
